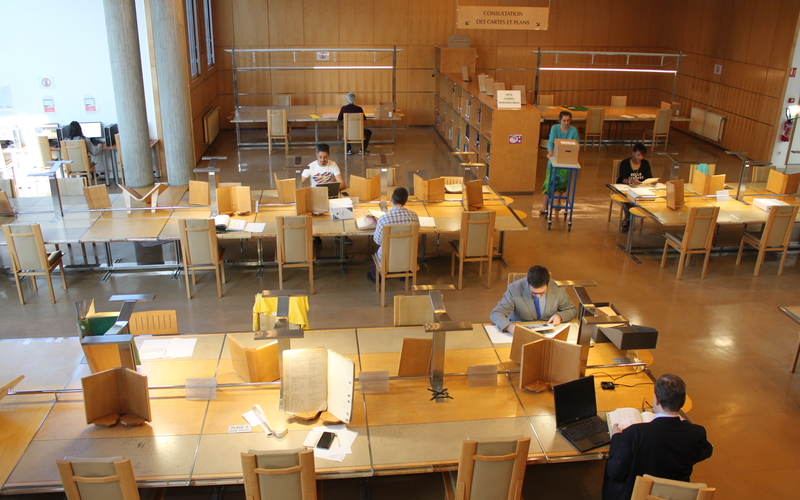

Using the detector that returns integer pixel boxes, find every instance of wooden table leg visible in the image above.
[792,331,800,373]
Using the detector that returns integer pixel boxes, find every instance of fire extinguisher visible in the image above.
[781,120,794,142]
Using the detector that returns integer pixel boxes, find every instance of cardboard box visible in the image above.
[752,198,789,212]
[552,139,579,165]
[626,187,657,203]
[329,197,354,220]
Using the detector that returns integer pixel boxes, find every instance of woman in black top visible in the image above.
[616,143,652,232]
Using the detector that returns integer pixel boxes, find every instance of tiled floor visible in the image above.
[2,125,800,499]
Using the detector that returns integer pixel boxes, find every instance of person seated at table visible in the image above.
[338,92,373,155]
[541,111,579,214]
[490,265,577,334]
[64,121,105,178]
[616,142,653,233]
[603,374,713,500]
[301,143,348,246]
[367,187,419,283]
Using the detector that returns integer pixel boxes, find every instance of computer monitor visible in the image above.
[79,122,104,139]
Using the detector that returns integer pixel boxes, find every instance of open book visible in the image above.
[214,214,247,232]
[607,407,655,431]
[639,177,660,186]
[356,214,377,230]
[281,346,355,424]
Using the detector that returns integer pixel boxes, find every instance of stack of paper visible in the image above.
[303,425,358,462]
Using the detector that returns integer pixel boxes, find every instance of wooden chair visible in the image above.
[0,190,12,214]
[583,108,605,149]
[393,294,435,326]
[36,135,52,168]
[750,164,776,183]
[611,95,628,107]
[61,140,97,186]
[2,223,67,304]
[608,160,628,221]
[83,185,112,209]
[373,223,420,307]
[507,272,527,285]
[114,133,125,185]
[119,184,168,214]
[241,448,317,500]
[630,474,715,500]
[644,109,672,150]
[274,94,292,106]
[343,113,365,154]
[57,456,142,500]
[736,204,799,276]
[443,437,530,500]
[537,94,554,106]
[450,211,496,289]
[178,219,226,299]
[661,206,720,280]
[0,178,15,198]
[276,215,315,294]
[128,310,179,335]
[267,109,290,155]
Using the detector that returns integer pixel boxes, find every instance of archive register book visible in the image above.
[280,346,355,424]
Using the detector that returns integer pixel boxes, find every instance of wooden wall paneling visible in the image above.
[231,0,270,46]
[497,30,528,47]
[338,0,375,45]
[218,94,235,129]
[495,46,530,74]
[758,96,781,124]
[764,67,787,99]
[237,71,273,96]
[724,0,755,63]
[373,0,409,45]
[215,46,233,72]
[439,47,478,74]
[404,45,435,69]
[212,0,234,46]
[217,69,234,95]
[719,60,767,94]
[339,69,392,97]
[405,93,434,126]
[770,0,800,68]
[581,0,612,47]
[404,69,435,92]
[745,1,781,66]
[303,0,340,46]
[475,47,497,74]
[240,94,272,107]
[192,115,206,162]
[267,0,305,46]
[694,0,727,58]
[407,0,454,46]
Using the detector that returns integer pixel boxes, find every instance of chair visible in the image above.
[177,219,226,299]
[57,456,142,500]
[373,223,420,307]
[450,211,496,289]
[267,109,290,155]
[736,204,799,276]
[537,94,554,106]
[241,448,317,500]
[276,215,315,294]
[630,474,715,500]
[583,108,605,149]
[644,109,672,150]
[0,190,12,214]
[687,164,716,183]
[660,206,720,280]
[393,294,435,326]
[83,185,112,209]
[443,437,530,500]
[274,94,292,106]
[750,164,776,183]
[608,160,628,220]
[2,223,67,304]
[0,178,15,198]
[61,140,97,186]
[128,310,179,335]
[36,135,52,168]
[611,95,628,107]
[343,113,365,154]
[507,272,526,285]
[114,133,125,185]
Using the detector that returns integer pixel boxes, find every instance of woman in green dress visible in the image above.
[541,111,579,214]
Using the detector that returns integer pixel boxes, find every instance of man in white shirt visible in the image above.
[300,143,348,247]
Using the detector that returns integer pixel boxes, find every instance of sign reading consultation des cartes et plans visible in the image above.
[457,6,549,30]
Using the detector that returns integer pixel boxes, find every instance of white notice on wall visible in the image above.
[496,90,522,109]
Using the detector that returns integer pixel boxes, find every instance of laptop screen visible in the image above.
[317,182,340,198]
[553,375,597,426]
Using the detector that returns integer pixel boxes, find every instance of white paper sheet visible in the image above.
[139,339,172,359]
[164,338,197,358]
[245,222,266,233]
[484,324,513,345]
[302,424,358,462]
[418,217,436,228]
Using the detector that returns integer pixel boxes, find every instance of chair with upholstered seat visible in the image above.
[241,448,317,500]
[611,95,628,107]
[276,215,315,294]
[608,160,629,221]
[343,113,365,155]
[61,140,97,186]
[443,437,530,500]
[373,223,420,307]
[267,109,290,155]
[450,211,496,289]
[3,223,67,304]
[630,474,715,500]
[537,94,554,106]
[735,204,799,276]
[128,310,179,335]
[661,206,720,279]
[583,108,605,149]
[56,456,143,500]
[178,219,226,299]
[644,109,672,150]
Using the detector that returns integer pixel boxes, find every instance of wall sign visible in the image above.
[317,52,330,61]
[508,134,522,144]
[40,77,54,89]
[42,97,56,113]
[496,90,522,109]
[457,6,549,30]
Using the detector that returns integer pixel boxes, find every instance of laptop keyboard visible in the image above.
[561,417,608,441]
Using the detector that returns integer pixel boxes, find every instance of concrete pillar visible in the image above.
[103,0,153,188]
[150,0,195,186]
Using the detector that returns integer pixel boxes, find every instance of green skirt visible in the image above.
[541,162,570,194]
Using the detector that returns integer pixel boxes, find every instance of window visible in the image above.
[203,0,215,68]
[186,0,200,77]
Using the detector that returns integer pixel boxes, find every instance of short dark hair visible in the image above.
[316,143,330,155]
[391,187,409,206]
[527,265,550,288]
[558,111,573,121]
[632,142,647,155]
[655,374,687,412]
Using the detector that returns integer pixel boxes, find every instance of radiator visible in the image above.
[689,107,726,142]
[203,107,220,145]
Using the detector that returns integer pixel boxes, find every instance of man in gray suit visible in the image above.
[490,265,577,334]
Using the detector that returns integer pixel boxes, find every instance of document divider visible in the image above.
[692,171,726,196]
[349,174,380,202]
[217,185,252,214]
[82,367,151,427]
[766,169,800,195]
[0,375,24,402]
[666,179,684,210]
[519,338,582,392]
[398,338,433,376]
[227,334,280,383]
[463,179,484,210]
[274,173,296,203]
[189,180,210,205]
[413,174,446,201]
[295,187,329,215]
[509,325,568,363]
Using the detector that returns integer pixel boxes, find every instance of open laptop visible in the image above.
[553,375,611,452]
[317,182,340,199]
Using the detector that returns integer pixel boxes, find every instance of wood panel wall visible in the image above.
[209,0,799,160]
[187,0,220,162]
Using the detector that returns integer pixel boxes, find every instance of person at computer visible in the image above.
[366,187,419,283]
[64,121,105,178]
[301,143,347,247]
[603,374,713,500]
[616,142,653,233]
[338,93,372,155]
[541,111,579,214]
[490,265,577,334]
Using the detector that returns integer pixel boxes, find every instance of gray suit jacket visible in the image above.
[490,278,577,331]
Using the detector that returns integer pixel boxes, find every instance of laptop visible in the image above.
[553,375,611,452]
[317,182,340,199]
